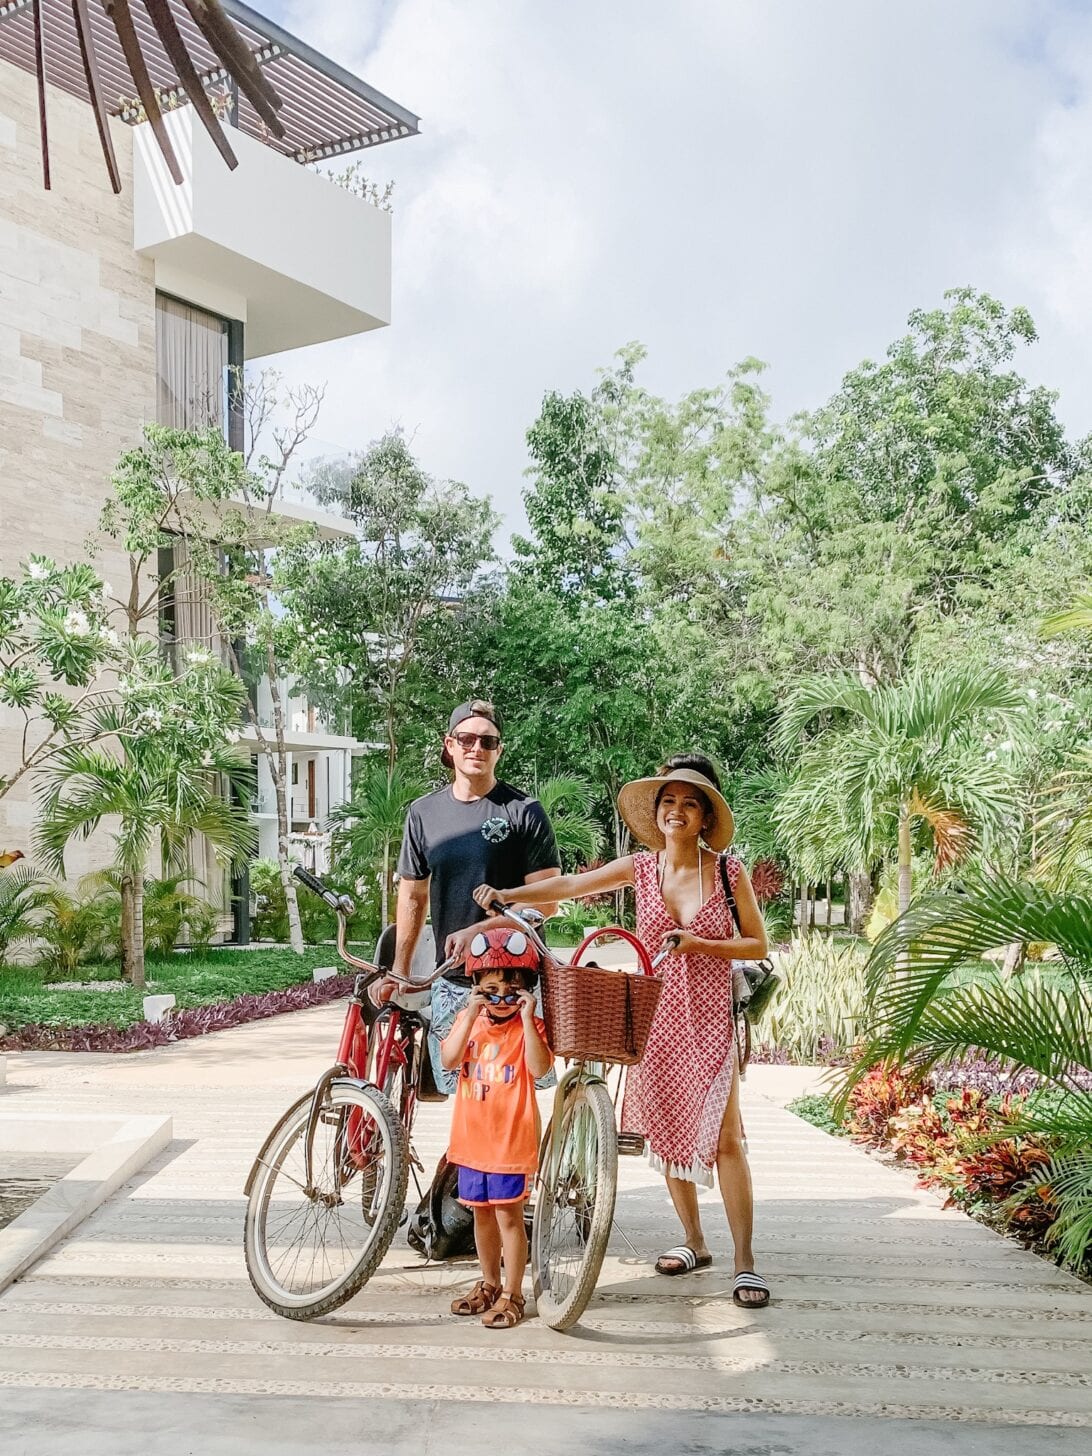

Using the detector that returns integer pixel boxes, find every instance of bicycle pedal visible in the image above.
[617,1134,646,1157]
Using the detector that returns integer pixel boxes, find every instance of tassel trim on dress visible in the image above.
[648,1149,716,1189]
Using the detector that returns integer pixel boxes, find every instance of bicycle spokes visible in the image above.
[253,1089,397,1302]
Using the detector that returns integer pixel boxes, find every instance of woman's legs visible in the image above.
[658,1064,760,1291]
[716,1066,764,1301]
[663,1174,710,1263]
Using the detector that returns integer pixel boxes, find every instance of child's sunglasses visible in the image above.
[481,991,521,1005]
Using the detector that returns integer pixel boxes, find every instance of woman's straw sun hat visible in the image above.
[617,768,734,853]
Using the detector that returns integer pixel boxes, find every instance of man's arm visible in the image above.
[392,875,430,981]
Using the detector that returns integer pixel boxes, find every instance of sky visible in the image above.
[263,0,1092,548]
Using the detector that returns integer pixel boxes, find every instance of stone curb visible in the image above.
[0,1113,172,1293]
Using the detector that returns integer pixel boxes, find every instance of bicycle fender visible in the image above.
[243,1088,311,1198]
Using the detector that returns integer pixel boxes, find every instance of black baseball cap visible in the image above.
[442,699,504,768]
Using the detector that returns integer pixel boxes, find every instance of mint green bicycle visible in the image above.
[494,905,672,1331]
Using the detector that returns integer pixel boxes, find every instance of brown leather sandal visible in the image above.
[481,1291,526,1329]
[450,1280,499,1316]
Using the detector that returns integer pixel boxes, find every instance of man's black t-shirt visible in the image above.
[397,782,560,983]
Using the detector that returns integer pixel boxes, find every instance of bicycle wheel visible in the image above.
[531,1077,617,1330]
[244,1080,408,1319]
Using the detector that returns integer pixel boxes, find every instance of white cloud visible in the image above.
[263,1,1092,545]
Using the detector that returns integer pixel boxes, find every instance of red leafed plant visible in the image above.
[876,1082,1057,1240]
[846,1065,933,1147]
[749,859,785,904]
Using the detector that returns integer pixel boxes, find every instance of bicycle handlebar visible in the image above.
[292,864,353,914]
[489,899,677,973]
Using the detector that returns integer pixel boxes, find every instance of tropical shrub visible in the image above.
[536,777,603,871]
[547,899,618,946]
[143,875,208,958]
[841,875,1092,1272]
[35,877,119,976]
[185,899,220,957]
[751,936,868,1063]
[844,1065,931,1147]
[0,861,50,966]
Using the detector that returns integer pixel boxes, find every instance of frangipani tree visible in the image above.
[774,665,1023,915]
[0,557,117,808]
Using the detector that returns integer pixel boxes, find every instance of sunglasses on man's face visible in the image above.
[450,731,502,752]
[480,991,521,1005]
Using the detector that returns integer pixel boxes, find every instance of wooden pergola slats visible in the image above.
[0,0,418,191]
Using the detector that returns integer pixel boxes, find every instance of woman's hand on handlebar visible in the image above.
[658,929,698,957]
[472,884,510,914]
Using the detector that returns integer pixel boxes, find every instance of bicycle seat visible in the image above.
[374,923,435,1016]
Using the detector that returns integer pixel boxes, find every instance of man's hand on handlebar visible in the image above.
[444,923,484,966]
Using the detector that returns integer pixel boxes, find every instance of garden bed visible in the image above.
[0,947,358,1053]
[788,1066,1092,1282]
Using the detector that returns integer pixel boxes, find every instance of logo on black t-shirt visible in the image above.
[480,816,511,844]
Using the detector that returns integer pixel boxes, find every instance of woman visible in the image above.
[473,752,771,1308]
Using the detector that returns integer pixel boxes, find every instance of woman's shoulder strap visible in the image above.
[717,852,741,932]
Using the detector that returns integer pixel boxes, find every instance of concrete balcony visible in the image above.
[133,108,391,357]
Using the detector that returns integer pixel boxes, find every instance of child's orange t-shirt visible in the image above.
[446,1010,549,1176]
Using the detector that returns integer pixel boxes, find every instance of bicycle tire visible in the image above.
[531,1078,617,1331]
[244,1080,408,1320]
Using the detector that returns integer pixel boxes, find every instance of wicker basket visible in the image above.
[542,929,662,1067]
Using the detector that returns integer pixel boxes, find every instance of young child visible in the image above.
[441,924,552,1329]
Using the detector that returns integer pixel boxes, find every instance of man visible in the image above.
[391,699,560,1093]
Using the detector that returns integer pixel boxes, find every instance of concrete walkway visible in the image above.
[1,1005,1090,1454]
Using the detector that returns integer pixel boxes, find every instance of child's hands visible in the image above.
[517,988,536,1020]
[466,988,488,1015]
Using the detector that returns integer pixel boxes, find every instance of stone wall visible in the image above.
[0,60,156,876]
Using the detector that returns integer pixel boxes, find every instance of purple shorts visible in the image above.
[456,1166,530,1206]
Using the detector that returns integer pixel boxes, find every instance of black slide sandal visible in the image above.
[732,1270,770,1307]
[655,1245,713,1276]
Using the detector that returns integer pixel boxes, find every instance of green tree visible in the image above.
[35,647,255,988]
[774,665,1022,915]
[743,289,1078,684]
[293,431,498,769]
[515,386,628,601]
[327,757,427,926]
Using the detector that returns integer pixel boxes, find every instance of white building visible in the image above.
[0,0,418,938]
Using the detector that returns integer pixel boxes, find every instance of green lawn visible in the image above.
[0,947,355,1030]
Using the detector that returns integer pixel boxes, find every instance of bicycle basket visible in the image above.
[541,928,662,1067]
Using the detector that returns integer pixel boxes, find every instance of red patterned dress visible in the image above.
[621,849,740,1187]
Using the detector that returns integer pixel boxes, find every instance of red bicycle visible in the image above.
[243,866,454,1320]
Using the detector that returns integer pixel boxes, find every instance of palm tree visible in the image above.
[841,877,1092,1271]
[774,665,1022,916]
[0,860,49,967]
[1043,594,1092,637]
[536,776,603,870]
[36,704,254,988]
[327,758,426,926]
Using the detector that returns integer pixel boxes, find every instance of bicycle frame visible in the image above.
[273,868,456,1196]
